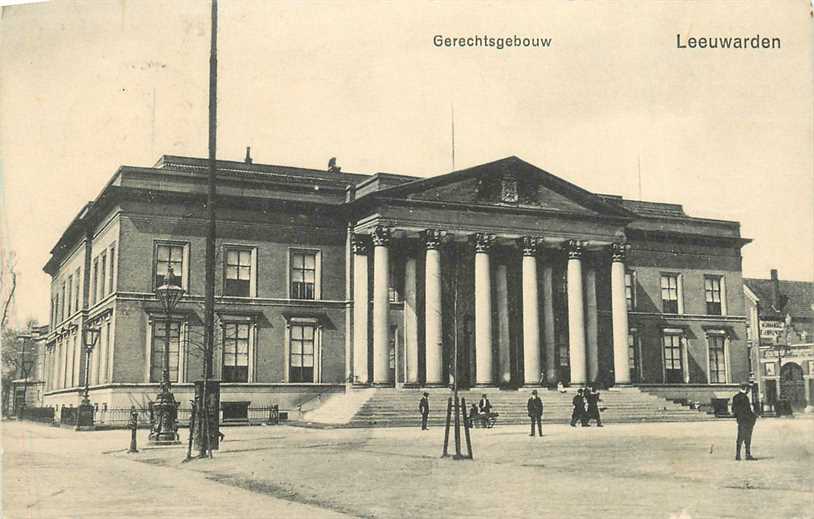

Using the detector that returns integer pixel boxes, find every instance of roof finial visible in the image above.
[328,157,341,173]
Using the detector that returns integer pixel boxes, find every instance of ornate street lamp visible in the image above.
[76,325,100,430]
[149,265,185,444]
[80,326,100,406]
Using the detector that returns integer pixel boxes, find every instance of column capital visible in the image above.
[423,229,444,250]
[371,225,391,247]
[611,241,630,262]
[566,239,586,259]
[351,233,370,255]
[472,233,496,254]
[518,236,542,256]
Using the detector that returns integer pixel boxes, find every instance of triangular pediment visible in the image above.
[371,156,633,218]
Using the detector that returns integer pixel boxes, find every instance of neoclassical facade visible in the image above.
[41,154,750,411]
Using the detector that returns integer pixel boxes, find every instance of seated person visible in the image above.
[469,404,479,427]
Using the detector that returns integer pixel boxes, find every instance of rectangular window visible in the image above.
[91,259,98,305]
[290,251,317,300]
[625,271,636,311]
[289,323,315,382]
[764,362,776,377]
[224,248,252,297]
[708,334,727,383]
[108,245,116,293]
[99,251,107,299]
[155,243,184,288]
[704,276,722,316]
[662,334,683,383]
[60,282,66,321]
[66,275,73,316]
[150,320,181,383]
[222,323,250,382]
[388,261,404,303]
[74,268,81,311]
[661,274,679,314]
[627,331,640,383]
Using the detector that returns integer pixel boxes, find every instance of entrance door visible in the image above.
[663,335,684,383]
[780,362,806,409]
[389,325,397,385]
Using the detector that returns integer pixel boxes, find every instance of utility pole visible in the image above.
[198,0,218,458]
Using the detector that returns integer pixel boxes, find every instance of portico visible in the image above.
[349,225,631,388]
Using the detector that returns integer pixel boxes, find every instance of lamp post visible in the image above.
[150,265,185,444]
[76,325,100,430]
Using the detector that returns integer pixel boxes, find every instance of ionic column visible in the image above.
[520,237,541,385]
[611,242,631,384]
[474,233,495,385]
[424,229,444,385]
[496,264,511,385]
[352,234,370,384]
[404,255,419,385]
[372,225,392,385]
[566,240,587,385]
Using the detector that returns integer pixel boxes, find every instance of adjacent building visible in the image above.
[9,325,50,414]
[42,154,752,416]
[744,270,814,411]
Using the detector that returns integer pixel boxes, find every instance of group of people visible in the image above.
[570,386,603,427]
[418,392,496,430]
[419,382,760,463]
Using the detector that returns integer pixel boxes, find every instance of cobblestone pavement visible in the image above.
[3,417,813,518]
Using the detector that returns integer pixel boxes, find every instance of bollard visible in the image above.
[127,406,139,454]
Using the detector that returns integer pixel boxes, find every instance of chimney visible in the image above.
[244,146,253,164]
[770,269,779,310]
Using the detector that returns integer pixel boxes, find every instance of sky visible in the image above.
[1,0,812,325]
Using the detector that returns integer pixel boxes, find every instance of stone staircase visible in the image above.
[346,387,715,428]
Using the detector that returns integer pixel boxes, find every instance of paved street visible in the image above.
[3,417,813,518]
[1,421,350,518]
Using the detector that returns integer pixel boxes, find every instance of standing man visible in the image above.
[733,383,757,460]
[419,392,430,430]
[586,385,603,427]
[527,390,544,437]
[478,394,492,428]
[570,388,586,427]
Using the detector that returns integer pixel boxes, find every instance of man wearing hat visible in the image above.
[732,383,757,460]
[527,390,544,437]
[570,388,587,427]
[419,392,430,430]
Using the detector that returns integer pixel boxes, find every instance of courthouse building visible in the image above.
[42,154,751,412]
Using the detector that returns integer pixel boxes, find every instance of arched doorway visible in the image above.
[780,362,806,409]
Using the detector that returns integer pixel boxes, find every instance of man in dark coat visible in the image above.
[732,384,757,460]
[478,394,492,428]
[570,389,587,427]
[527,390,544,437]
[419,392,430,430]
[586,386,603,427]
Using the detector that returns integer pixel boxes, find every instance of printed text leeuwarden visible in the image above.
[676,33,780,49]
